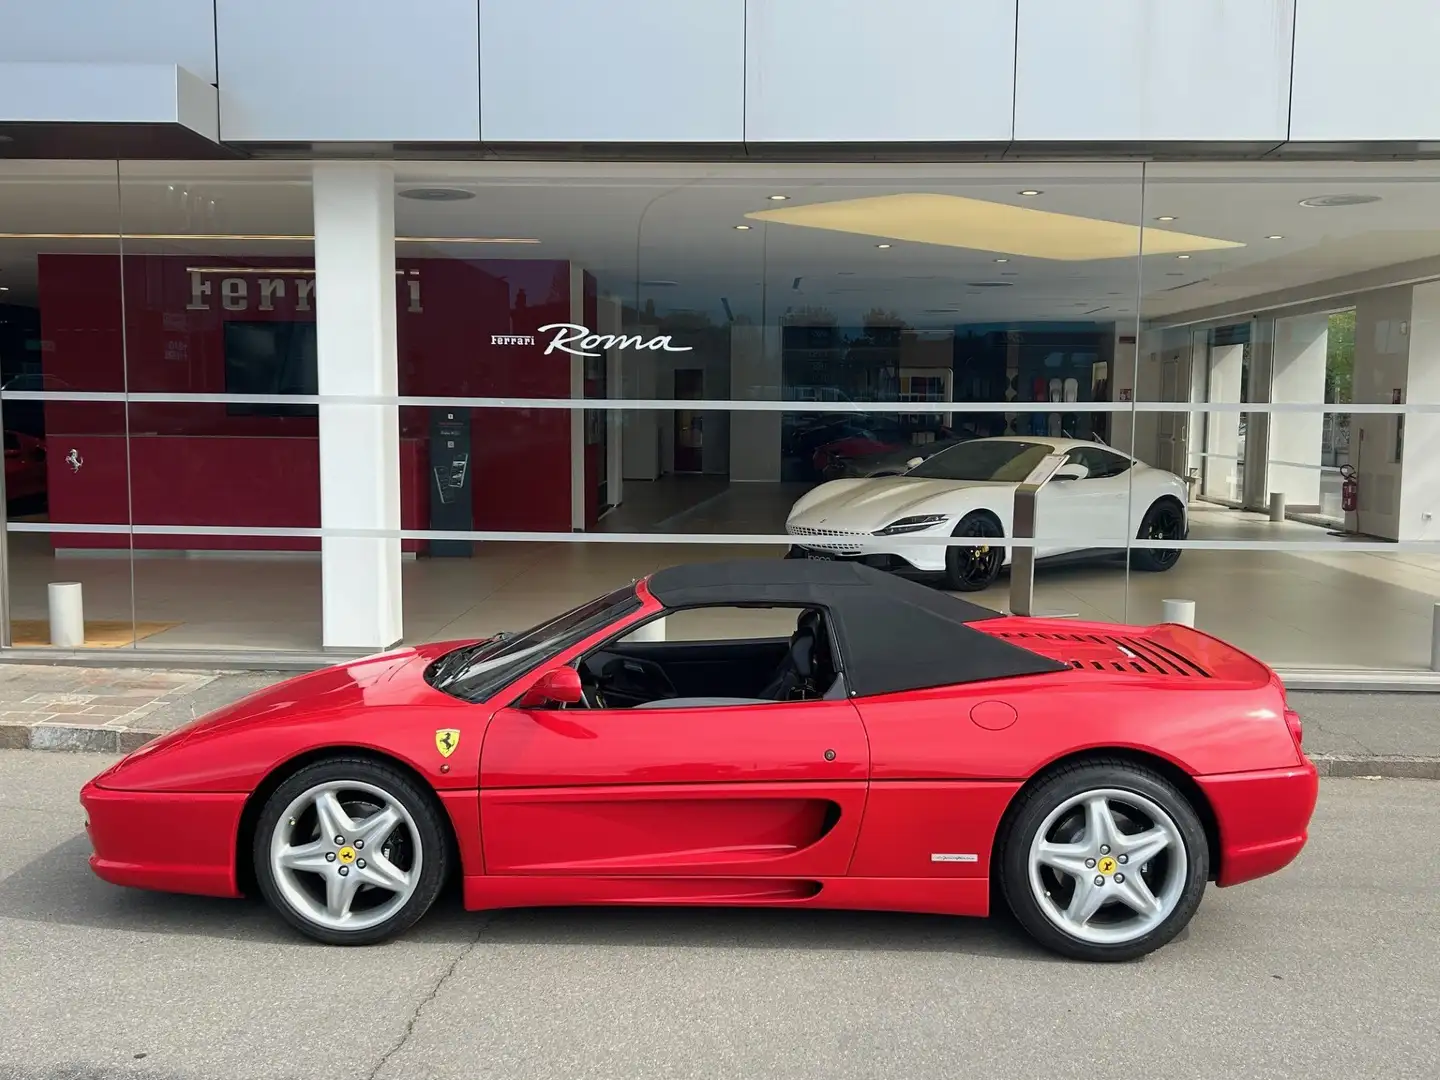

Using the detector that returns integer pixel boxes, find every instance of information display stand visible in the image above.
[428,408,473,557]
[1007,452,1078,619]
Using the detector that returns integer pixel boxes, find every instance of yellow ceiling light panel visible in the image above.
[744,193,1244,261]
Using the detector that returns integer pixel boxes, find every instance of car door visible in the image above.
[1042,447,1131,554]
[479,696,870,879]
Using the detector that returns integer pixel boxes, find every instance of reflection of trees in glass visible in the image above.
[1326,309,1354,404]
[781,305,838,327]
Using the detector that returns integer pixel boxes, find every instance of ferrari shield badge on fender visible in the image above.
[434,729,460,758]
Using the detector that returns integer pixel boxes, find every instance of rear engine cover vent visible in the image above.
[994,630,1211,678]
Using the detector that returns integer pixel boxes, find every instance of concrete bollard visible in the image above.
[1161,598,1196,627]
[48,581,84,647]
[1269,492,1286,522]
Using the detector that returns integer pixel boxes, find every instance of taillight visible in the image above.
[1285,708,1303,749]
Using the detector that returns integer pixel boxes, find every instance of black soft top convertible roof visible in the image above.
[645,560,1068,697]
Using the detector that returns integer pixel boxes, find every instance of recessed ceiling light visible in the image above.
[1266,234,1284,240]
[640,280,680,287]
[1018,190,1042,197]
[0,285,8,291]
[994,257,1009,263]
[1157,215,1177,222]
[876,243,891,249]
[1177,254,1191,259]
[768,194,789,201]
[1299,194,1380,207]
[734,224,751,230]
[398,187,474,201]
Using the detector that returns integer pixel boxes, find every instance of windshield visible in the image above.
[427,584,640,703]
[906,440,1054,482]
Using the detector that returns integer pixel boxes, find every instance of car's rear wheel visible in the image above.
[252,757,449,945]
[997,760,1208,961]
[1130,498,1185,572]
[943,511,1004,592]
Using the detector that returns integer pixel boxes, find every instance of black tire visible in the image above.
[996,759,1209,962]
[1130,497,1185,572]
[252,756,450,946]
[942,511,1005,592]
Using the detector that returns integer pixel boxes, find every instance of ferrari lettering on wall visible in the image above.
[490,323,694,358]
[185,270,424,313]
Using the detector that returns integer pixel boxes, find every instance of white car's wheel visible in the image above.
[943,511,1004,592]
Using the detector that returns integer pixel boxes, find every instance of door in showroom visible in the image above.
[673,369,704,474]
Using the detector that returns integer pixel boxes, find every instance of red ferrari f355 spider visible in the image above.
[80,560,1318,961]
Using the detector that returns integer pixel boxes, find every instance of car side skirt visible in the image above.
[462,873,990,918]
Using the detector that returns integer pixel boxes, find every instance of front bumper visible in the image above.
[785,526,953,573]
[80,779,247,898]
[1196,758,1320,887]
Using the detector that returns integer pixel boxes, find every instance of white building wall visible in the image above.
[1290,0,1440,140]
[0,0,218,83]
[1013,0,1295,143]
[214,0,481,142]
[744,0,1015,143]
[6,0,1440,146]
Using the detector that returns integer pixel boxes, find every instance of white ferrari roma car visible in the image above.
[784,436,1189,592]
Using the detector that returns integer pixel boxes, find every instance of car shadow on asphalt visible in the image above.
[0,833,1074,962]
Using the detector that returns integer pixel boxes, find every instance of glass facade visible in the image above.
[1,159,1435,673]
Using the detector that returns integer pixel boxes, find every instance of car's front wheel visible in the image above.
[997,759,1209,961]
[942,511,1005,592]
[252,757,450,945]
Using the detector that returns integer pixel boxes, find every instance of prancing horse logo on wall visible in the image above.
[434,729,460,758]
[65,449,83,473]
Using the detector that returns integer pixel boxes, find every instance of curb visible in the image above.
[1308,753,1440,780]
[0,722,164,755]
[4,722,1440,780]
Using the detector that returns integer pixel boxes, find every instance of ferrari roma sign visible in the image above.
[491,323,693,358]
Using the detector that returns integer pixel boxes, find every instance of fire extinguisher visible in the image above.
[1340,463,1358,513]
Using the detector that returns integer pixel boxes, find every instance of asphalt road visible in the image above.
[0,750,1436,1080]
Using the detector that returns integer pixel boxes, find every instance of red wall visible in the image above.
[38,253,581,549]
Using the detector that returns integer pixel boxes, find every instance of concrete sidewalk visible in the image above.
[0,662,1437,777]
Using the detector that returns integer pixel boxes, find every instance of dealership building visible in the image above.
[2,1,1440,687]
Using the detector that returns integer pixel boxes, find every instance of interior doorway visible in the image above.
[673,368,704,474]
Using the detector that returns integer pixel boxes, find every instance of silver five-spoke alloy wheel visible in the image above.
[268,779,423,933]
[1026,787,1187,946]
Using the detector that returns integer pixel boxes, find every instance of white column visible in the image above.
[599,294,625,506]
[1269,314,1328,508]
[569,263,586,530]
[729,323,782,482]
[313,162,402,650]
[1399,281,1440,542]
[1203,343,1244,502]
[1351,285,1413,540]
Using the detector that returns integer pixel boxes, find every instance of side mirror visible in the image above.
[906,456,925,469]
[1054,463,1089,481]
[519,666,583,708]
